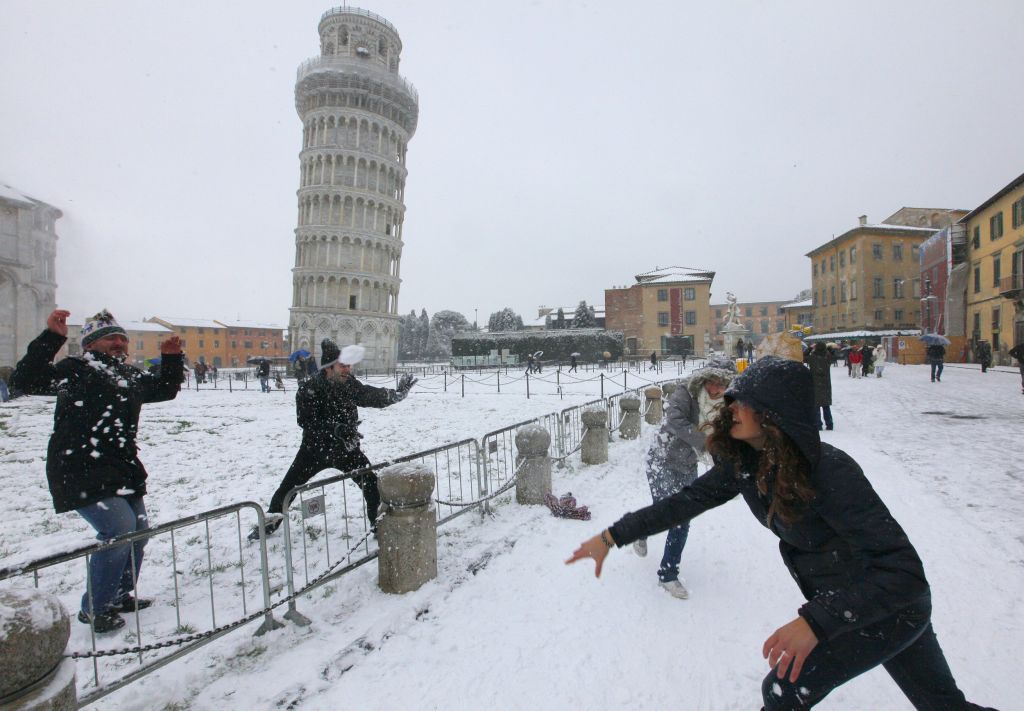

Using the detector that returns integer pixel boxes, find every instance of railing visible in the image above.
[0,503,281,708]
[999,273,1023,295]
[296,55,419,103]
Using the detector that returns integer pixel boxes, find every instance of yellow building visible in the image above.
[807,209,966,337]
[605,266,715,357]
[963,172,1024,361]
[780,298,814,334]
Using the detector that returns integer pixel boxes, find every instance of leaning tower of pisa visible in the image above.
[290,7,418,370]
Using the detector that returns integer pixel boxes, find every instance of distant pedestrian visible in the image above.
[806,342,833,430]
[975,340,992,373]
[1009,342,1024,395]
[11,309,183,633]
[734,338,745,359]
[569,354,578,373]
[650,351,658,370]
[927,343,946,382]
[861,344,873,378]
[305,356,317,380]
[257,359,271,393]
[848,343,863,378]
[873,343,887,378]
[0,367,10,402]
[525,353,535,374]
[746,341,754,362]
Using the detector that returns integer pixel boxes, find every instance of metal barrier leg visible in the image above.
[253,510,287,635]
[279,501,312,628]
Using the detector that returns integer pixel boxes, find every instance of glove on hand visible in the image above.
[333,421,363,452]
[396,373,418,399]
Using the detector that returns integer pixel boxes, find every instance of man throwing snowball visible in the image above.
[250,339,417,540]
[11,309,183,633]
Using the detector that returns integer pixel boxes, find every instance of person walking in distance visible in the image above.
[927,342,946,382]
[873,342,888,378]
[1009,342,1024,395]
[632,357,735,598]
[807,342,833,430]
[11,309,184,633]
[975,340,992,374]
[257,358,271,393]
[568,354,578,373]
[250,340,417,540]
[650,351,658,371]
[567,357,999,711]
[848,342,863,379]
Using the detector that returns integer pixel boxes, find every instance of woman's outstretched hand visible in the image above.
[763,616,819,682]
[565,531,613,578]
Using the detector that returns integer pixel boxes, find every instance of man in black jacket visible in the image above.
[11,309,183,633]
[250,339,416,540]
[927,343,946,382]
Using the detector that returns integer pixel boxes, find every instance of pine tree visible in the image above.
[574,300,596,328]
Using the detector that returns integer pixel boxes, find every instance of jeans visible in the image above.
[930,361,944,381]
[762,601,987,710]
[817,406,833,430]
[76,496,149,614]
[260,377,270,392]
[657,524,690,583]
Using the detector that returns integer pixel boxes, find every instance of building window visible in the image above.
[198,327,205,334]
[993,253,1001,286]
[180,327,187,334]
[894,309,904,322]
[873,278,884,298]
[830,286,836,305]
[231,340,237,349]
[893,279,904,298]
[214,340,220,348]
[874,309,883,321]
[244,340,253,349]
[199,340,205,348]
[892,243,903,261]
[840,282,847,302]
[715,309,722,318]
[657,312,669,327]
[760,306,768,316]
[911,244,920,261]
[685,311,697,325]
[992,306,1001,330]
[972,225,980,250]
[135,341,144,350]
[777,321,785,332]
[822,288,827,305]
[972,312,981,337]
[821,259,826,274]
[912,279,921,298]
[872,243,883,260]
[990,211,1004,240]
[745,307,753,317]
[760,319,769,334]
[851,280,858,300]
[839,251,846,268]
[850,245,857,263]
[973,263,981,293]
[683,288,695,300]
[829,255,835,272]
[813,263,818,276]
[657,289,668,302]
[350,295,358,309]
[1013,197,1024,229]
[243,329,252,336]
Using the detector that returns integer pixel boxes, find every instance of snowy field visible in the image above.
[1,361,1021,710]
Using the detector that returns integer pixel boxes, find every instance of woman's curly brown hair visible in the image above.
[706,403,816,526]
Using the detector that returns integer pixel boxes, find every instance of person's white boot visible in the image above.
[633,539,648,557]
[659,579,689,599]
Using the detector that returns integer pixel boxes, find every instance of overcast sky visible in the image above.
[3,0,1023,328]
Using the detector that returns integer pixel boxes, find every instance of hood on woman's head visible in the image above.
[724,357,820,464]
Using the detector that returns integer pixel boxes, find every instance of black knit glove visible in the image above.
[395,373,417,400]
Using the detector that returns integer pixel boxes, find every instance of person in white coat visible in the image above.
[873,343,887,378]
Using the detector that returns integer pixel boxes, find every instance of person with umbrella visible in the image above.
[921,334,950,382]
[249,340,417,541]
[290,348,312,385]
[569,352,579,373]
[1010,342,1024,395]
[256,357,271,393]
[974,340,993,373]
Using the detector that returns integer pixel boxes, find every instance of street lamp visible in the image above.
[474,308,478,330]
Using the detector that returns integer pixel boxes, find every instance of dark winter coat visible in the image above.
[10,329,183,513]
[926,344,946,363]
[975,342,992,366]
[294,370,401,459]
[644,366,735,501]
[806,350,832,407]
[257,360,270,378]
[609,357,930,643]
[1010,343,1024,364]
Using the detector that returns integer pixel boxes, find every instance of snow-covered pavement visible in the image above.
[1,361,1021,710]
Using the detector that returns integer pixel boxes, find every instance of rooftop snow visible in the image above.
[150,317,224,329]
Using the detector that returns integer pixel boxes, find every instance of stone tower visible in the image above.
[290,7,418,370]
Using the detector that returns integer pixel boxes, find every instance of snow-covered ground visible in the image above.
[1,361,1021,710]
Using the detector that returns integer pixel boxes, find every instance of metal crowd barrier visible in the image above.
[0,502,281,708]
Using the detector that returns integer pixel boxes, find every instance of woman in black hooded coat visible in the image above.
[567,357,996,710]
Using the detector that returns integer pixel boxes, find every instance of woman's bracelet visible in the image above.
[600,530,615,549]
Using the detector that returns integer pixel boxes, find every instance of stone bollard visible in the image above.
[619,396,642,439]
[644,386,664,425]
[0,589,77,710]
[376,463,438,594]
[580,408,608,465]
[514,424,551,505]
[662,381,678,398]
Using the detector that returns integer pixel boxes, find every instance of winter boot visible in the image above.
[78,609,126,633]
[633,538,648,557]
[110,595,153,613]
[659,579,689,599]
[247,514,284,542]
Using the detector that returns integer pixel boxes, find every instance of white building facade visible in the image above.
[289,7,419,370]
[0,184,60,369]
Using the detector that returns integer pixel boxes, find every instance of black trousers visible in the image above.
[763,601,994,710]
[268,445,380,526]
